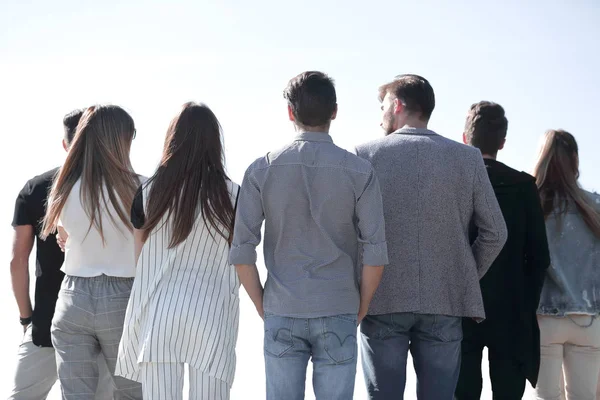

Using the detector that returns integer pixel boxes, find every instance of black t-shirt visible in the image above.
[131,185,145,229]
[12,168,65,347]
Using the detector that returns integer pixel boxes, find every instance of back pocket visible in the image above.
[264,315,295,357]
[322,314,357,364]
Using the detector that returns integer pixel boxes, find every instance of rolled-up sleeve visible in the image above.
[356,169,389,266]
[229,163,264,265]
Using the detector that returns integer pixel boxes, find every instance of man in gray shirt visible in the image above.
[356,75,507,400]
[230,71,389,400]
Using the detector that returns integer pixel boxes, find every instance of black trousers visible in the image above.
[455,320,526,400]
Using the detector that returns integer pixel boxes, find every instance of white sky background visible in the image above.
[1,0,599,398]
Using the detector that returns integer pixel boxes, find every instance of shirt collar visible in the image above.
[393,127,437,136]
[294,132,334,143]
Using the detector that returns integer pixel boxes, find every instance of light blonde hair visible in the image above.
[42,105,139,241]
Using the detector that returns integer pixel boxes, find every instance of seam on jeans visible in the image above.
[433,315,463,342]
[329,314,358,324]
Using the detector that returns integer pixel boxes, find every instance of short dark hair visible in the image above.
[283,71,337,127]
[378,74,435,121]
[464,101,508,155]
[63,109,85,145]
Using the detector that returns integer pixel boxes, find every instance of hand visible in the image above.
[23,323,30,333]
[57,226,68,252]
[56,233,66,252]
[257,304,265,321]
[358,309,368,326]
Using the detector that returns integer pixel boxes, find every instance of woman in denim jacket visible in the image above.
[533,129,600,400]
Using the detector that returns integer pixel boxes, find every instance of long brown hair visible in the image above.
[533,129,600,237]
[42,105,139,240]
[141,102,235,248]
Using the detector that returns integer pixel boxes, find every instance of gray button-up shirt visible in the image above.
[230,132,389,318]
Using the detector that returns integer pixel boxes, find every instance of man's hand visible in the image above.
[11,226,34,323]
[358,308,368,326]
[23,323,30,333]
[56,235,66,252]
[235,264,265,321]
[358,265,384,326]
[57,226,68,252]
[257,304,265,321]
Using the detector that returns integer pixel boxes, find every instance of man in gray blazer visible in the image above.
[356,75,507,400]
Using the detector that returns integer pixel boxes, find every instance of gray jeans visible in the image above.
[9,325,114,399]
[51,275,142,400]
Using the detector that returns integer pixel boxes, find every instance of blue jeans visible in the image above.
[264,313,358,400]
[360,312,462,400]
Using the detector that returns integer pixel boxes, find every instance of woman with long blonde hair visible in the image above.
[114,102,239,400]
[533,129,600,400]
[42,105,144,399]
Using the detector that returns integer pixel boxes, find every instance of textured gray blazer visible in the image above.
[356,127,507,319]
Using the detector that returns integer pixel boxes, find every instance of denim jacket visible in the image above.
[537,191,600,316]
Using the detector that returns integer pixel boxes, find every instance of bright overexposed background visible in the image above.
[1,1,599,399]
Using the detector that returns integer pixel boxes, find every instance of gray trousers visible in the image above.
[10,325,114,400]
[51,275,142,400]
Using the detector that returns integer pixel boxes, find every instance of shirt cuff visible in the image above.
[229,244,258,265]
[362,241,389,266]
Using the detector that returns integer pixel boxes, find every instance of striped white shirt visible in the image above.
[115,181,240,386]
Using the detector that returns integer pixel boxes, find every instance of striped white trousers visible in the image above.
[140,362,229,400]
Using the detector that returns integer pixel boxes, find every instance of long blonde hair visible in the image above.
[42,105,139,241]
[533,129,600,237]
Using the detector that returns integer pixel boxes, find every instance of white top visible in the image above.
[115,180,240,386]
[60,178,145,278]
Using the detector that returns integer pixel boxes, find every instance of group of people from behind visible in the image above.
[9,71,600,400]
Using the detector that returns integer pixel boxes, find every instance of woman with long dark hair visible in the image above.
[533,130,600,400]
[42,105,143,399]
[115,102,239,399]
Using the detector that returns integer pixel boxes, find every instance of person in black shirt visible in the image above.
[9,109,114,399]
[455,101,551,399]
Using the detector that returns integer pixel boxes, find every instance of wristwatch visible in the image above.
[20,316,32,326]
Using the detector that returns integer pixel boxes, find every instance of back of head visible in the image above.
[283,71,337,130]
[464,101,508,156]
[533,129,600,237]
[378,74,435,121]
[43,105,138,240]
[63,108,85,146]
[143,102,235,248]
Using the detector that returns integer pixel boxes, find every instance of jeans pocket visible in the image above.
[432,315,463,342]
[322,315,357,364]
[264,315,295,357]
[361,314,394,340]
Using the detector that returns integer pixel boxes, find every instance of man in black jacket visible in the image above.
[455,101,551,399]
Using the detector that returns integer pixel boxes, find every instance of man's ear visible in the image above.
[393,98,403,115]
[287,105,295,122]
[62,139,69,152]
[498,138,506,151]
[462,133,468,145]
[331,104,338,121]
